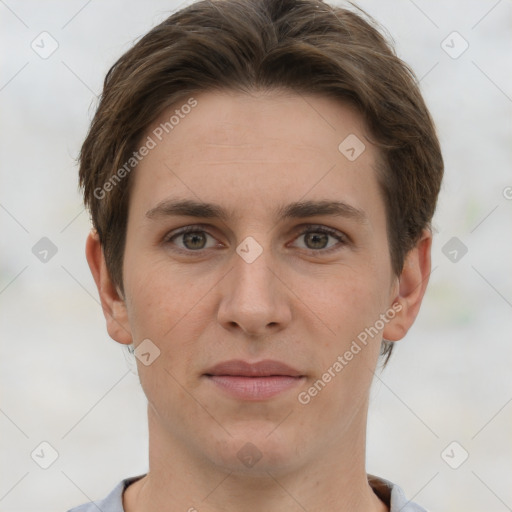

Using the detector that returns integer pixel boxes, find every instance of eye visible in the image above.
[164,225,220,252]
[163,224,348,255]
[291,225,348,254]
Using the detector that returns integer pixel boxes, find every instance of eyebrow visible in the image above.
[145,198,368,224]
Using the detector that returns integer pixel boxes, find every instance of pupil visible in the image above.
[306,232,327,249]
[184,232,206,249]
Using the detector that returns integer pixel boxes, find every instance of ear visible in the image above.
[85,229,133,345]
[382,229,432,342]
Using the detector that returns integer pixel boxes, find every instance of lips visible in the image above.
[203,359,305,401]
[204,359,303,378]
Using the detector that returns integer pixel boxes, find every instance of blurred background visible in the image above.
[0,1,511,511]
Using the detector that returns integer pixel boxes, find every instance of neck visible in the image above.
[124,403,388,512]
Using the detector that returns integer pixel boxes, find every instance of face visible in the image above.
[118,90,401,473]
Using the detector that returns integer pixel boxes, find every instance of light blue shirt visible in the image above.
[67,473,428,511]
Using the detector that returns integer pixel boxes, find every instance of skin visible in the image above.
[86,89,432,512]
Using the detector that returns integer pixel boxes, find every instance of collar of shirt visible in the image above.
[67,473,428,512]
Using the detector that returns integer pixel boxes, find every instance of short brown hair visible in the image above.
[79,0,443,362]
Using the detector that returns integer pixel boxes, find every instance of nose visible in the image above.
[216,244,292,337]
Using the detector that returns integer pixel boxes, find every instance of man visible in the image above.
[68,0,443,510]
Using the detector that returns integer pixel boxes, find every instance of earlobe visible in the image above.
[382,230,432,342]
[85,229,133,345]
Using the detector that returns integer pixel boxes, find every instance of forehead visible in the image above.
[129,89,383,223]
[148,89,371,161]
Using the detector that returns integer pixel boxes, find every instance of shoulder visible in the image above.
[66,475,146,512]
[368,474,429,512]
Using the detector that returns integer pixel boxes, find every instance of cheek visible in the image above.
[123,255,180,341]
[123,254,215,361]
[300,265,389,338]
[124,265,207,396]
[296,264,391,399]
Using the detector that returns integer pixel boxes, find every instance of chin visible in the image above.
[205,425,305,476]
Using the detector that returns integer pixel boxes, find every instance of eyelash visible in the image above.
[163,224,348,256]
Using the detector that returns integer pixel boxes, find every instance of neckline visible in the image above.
[122,473,392,510]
